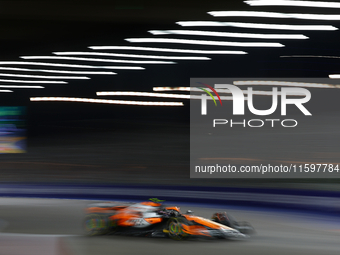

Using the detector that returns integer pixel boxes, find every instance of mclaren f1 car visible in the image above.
[84,198,255,240]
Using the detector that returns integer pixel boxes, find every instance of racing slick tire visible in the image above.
[166,217,189,241]
[84,214,113,236]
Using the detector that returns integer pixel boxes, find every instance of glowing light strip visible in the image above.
[281,55,340,59]
[53,51,210,60]
[208,11,340,20]
[0,79,66,84]
[176,21,338,31]
[0,62,144,70]
[152,87,303,95]
[89,46,246,54]
[149,30,308,39]
[21,56,175,64]
[245,0,340,8]
[0,85,44,88]
[153,87,190,91]
[329,74,340,79]
[30,97,184,106]
[0,67,116,75]
[0,90,12,92]
[0,73,89,79]
[97,91,233,100]
[234,80,339,88]
[125,38,284,47]
[97,91,190,99]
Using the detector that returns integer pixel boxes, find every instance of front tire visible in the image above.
[166,217,188,240]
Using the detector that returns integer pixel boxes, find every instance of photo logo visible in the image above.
[200,84,311,116]
[197,82,222,107]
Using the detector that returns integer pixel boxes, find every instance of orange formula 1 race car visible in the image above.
[84,198,255,240]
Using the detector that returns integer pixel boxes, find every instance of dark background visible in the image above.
[1,0,340,187]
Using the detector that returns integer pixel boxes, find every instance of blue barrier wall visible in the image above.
[0,183,339,216]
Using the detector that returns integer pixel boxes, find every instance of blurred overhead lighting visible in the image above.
[153,87,302,96]
[281,55,340,59]
[125,38,284,47]
[234,80,340,88]
[0,90,12,92]
[0,67,116,75]
[53,52,210,60]
[153,87,190,91]
[97,91,235,100]
[176,21,338,30]
[149,30,308,39]
[0,73,89,79]
[0,61,144,70]
[0,79,66,84]
[20,56,175,64]
[30,97,184,106]
[89,46,247,54]
[0,85,44,88]
[97,91,190,99]
[245,0,340,8]
[208,11,340,20]
[329,74,340,79]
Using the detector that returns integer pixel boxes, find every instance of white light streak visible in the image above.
[329,74,340,79]
[21,56,175,64]
[0,67,116,75]
[281,55,340,59]
[245,0,340,8]
[97,91,190,99]
[89,46,247,54]
[234,80,340,88]
[153,87,191,92]
[0,85,44,88]
[97,91,234,100]
[152,87,303,95]
[208,11,340,20]
[176,21,338,30]
[53,51,210,60]
[0,73,89,79]
[125,38,284,47]
[0,79,66,84]
[0,90,12,92]
[0,62,144,70]
[149,30,308,39]
[30,97,184,106]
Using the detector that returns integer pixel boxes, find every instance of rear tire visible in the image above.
[84,214,112,236]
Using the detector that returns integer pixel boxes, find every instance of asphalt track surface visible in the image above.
[0,198,339,255]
